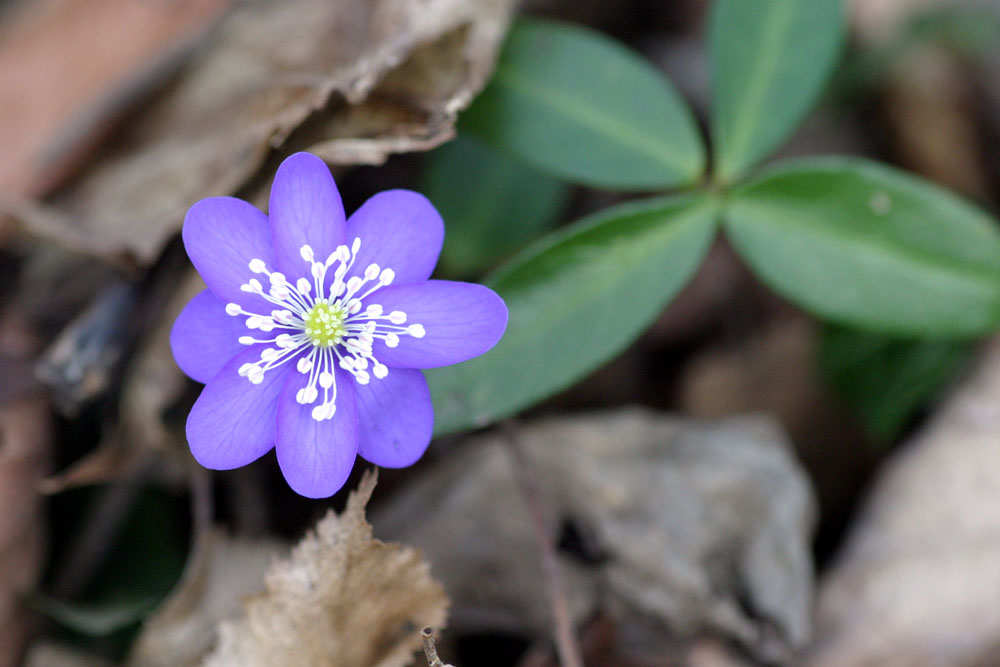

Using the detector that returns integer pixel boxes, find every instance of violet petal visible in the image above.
[345,190,444,285]
[170,289,250,383]
[186,348,287,470]
[275,365,358,498]
[356,368,433,468]
[182,197,275,310]
[368,280,508,368]
[269,152,346,277]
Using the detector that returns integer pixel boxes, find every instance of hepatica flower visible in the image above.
[170,153,507,498]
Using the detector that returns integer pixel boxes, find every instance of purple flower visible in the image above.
[170,152,507,498]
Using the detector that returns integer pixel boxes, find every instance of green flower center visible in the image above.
[303,301,347,347]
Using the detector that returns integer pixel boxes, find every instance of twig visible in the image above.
[421,627,454,667]
[503,421,584,667]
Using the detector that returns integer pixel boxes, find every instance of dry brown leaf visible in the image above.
[0,0,231,203]
[809,337,1000,666]
[129,529,286,667]
[202,470,448,667]
[6,0,515,265]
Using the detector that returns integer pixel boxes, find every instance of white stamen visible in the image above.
[300,245,315,262]
[319,372,334,389]
[226,303,242,316]
[296,277,311,294]
[297,357,313,373]
[239,336,255,345]
[385,333,399,348]
[379,268,394,285]
[365,304,383,317]
[249,259,267,273]
[373,363,388,379]
[364,263,380,280]
[407,323,426,338]
[389,311,407,324]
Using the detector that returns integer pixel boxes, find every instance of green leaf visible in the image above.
[423,135,569,277]
[725,157,1000,337]
[818,324,971,442]
[710,0,844,179]
[462,18,705,190]
[428,194,718,435]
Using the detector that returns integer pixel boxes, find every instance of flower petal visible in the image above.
[345,190,444,285]
[170,290,249,383]
[182,197,274,310]
[367,280,508,368]
[356,369,433,468]
[275,365,358,498]
[269,152,346,277]
[186,348,288,470]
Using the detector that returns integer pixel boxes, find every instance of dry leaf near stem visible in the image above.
[202,470,448,667]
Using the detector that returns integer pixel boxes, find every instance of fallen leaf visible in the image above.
[6,0,515,265]
[129,529,286,667]
[0,0,231,201]
[810,337,1000,666]
[203,470,449,667]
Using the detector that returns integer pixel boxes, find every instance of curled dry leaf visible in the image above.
[202,470,449,667]
[6,0,515,265]
[129,529,286,667]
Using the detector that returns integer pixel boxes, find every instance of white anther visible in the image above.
[260,348,279,362]
[351,238,361,255]
[248,278,263,294]
[245,316,262,329]
[276,334,294,348]
[296,386,318,404]
[348,300,362,314]
[311,402,336,421]
[373,363,388,379]
[389,310,407,324]
[225,303,242,316]
[238,363,253,376]
[407,323,426,338]
[239,336,255,345]
[355,370,370,385]
[311,263,323,279]
[300,245,315,262]
[269,285,290,300]
[272,310,294,325]
[297,357,313,374]
[385,333,399,348]
[337,245,350,262]
[249,259,267,273]
[339,357,355,370]
[355,357,368,370]
[296,278,311,294]
[247,365,264,384]
[379,268,395,285]
[257,317,276,332]
[269,272,285,286]
[364,263,380,280]
[365,304,383,317]
[346,276,361,293]
[319,372,334,389]
[325,252,338,267]
[334,282,346,297]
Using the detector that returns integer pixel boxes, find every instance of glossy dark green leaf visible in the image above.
[818,324,971,442]
[462,18,705,190]
[710,0,844,179]
[428,194,718,435]
[423,135,569,277]
[726,157,1000,337]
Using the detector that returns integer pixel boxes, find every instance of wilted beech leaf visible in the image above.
[202,471,448,667]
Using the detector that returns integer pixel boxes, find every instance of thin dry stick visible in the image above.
[421,627,454,667]
[503,422,584,667]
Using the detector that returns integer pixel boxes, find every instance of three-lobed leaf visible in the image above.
[462,18,706,190]
[710,0,844,179]
[725,157,1000,337]
[427,194,718,435]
